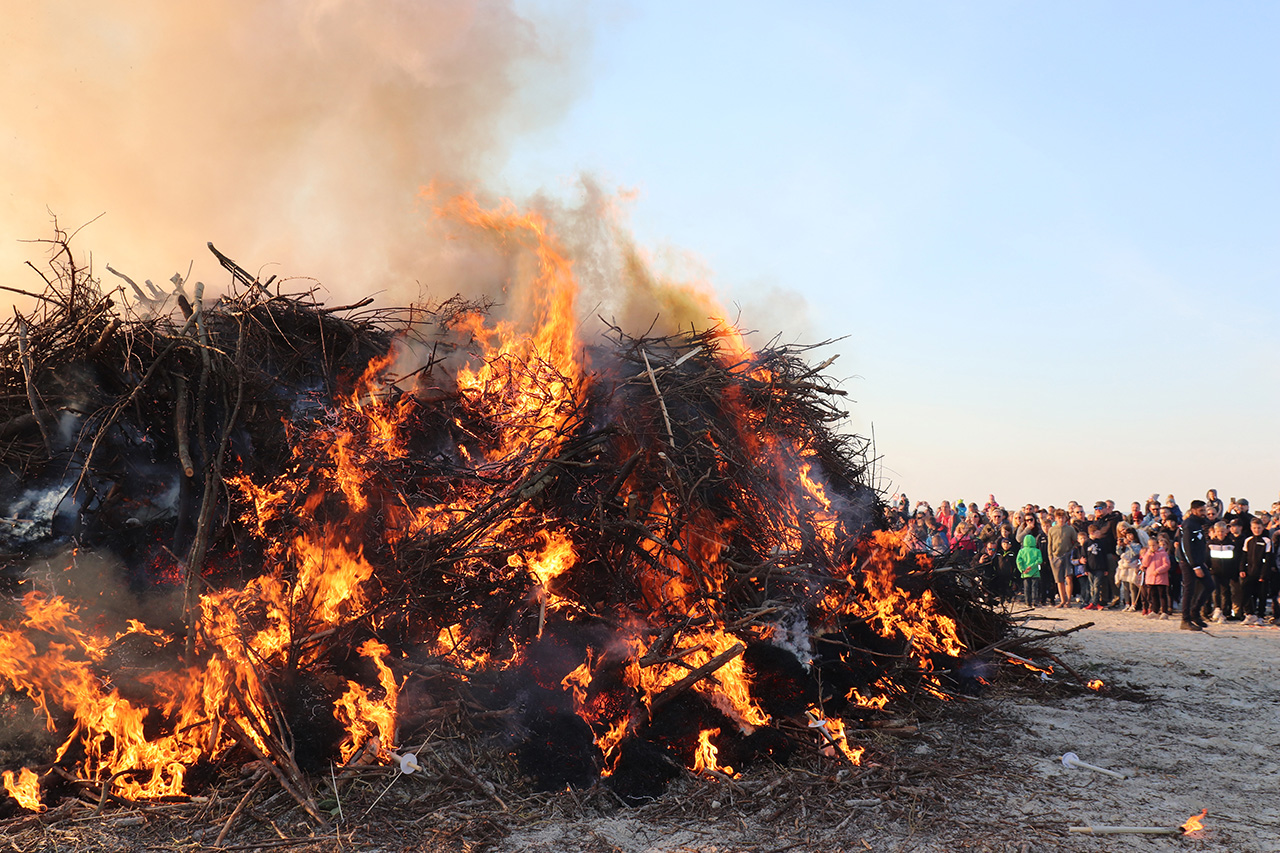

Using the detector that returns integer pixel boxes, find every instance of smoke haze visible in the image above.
[0,0,585,302]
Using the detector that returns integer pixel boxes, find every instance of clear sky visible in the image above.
[501,1,1280,511]
[2,2,1276,513]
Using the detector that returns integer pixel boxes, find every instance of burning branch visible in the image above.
[650,642,746,712]
[0,209,1005,820]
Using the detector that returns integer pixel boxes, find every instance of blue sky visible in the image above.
[502,1,1280,509]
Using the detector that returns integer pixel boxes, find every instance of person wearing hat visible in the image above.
[1223,497,1255,532]
[1092,501,1123,607]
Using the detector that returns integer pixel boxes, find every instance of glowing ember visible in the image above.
[1087,679,1104,691]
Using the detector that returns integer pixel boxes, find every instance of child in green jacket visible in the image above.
[1016,534,1044,608]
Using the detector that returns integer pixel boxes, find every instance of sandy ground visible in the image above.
[492,605,1280,853]
[985,606,1280,853]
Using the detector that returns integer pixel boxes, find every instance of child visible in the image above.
[1083,523,1108,610]
[1016,534,1043,608]
[1071,531,1089,605]
[1116,528,1142,611]
[1240,517,1274,625]
[1141,534,1173,618]
[951,521,978,559]
[997,535,1019,602]
[1206,521,1236,622]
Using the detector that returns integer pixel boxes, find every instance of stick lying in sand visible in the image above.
[1068,825,1183,836]
[1061,751,1128,779]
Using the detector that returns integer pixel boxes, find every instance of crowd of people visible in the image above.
[887,490,1280,632]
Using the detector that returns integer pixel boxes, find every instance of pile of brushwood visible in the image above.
[0,235,1022,845]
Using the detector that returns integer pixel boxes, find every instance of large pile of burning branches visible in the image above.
[0,200,1007,822]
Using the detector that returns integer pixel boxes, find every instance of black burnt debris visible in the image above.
[0,222,1016,837]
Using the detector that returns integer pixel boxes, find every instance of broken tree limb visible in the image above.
[174,374,195,478]
[650,642,746,711]
[223,717,327,827]
[641,348,675,446]
[87,318,120,358]
[14,311,52,455]
[213,769,269,848]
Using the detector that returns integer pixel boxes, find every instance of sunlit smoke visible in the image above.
[0,0,584,304]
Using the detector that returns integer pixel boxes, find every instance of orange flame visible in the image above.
[0,191,974,798]
[1087,679,1104,691]
[1180,808,1207,833]
[1,768,41,812]
[637,629,769,730]
[815,530,966,686]
[333,639,399,763]
[692,727,735,777]
[806,707,865,765]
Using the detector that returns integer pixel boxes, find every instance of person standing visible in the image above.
[1240,517,1274,625]
[1206,522,1237,622]
[1083,524,1109,610]
[1205,489,1224,519]
[1225,517,1248,620]
[1116,527,1143,611]
[1141,534,1174,618]
[1093,501,1123,606]
[1046,509,1076,609]
[1180,500,1214,631]
[1016,534,1044,608]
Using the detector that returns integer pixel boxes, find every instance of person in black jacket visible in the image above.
[996,535,1019,603]
[1207,521,1238,622]
[1225,517,1248,620]
[1180,500,1214,630]
[1092,501,1123,606]
[1240,517,1274,625]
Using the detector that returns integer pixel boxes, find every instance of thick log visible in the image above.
[650,641,746,711]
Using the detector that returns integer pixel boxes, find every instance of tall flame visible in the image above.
[0,191,974,804]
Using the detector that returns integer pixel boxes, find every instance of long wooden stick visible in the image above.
[650,642,746,711]
[1068,826,1182,835]
[174,374,195,478]
[214,771,269,847]
[15,312,52,454]
[641,348,675,446]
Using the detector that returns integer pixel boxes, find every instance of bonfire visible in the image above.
[0,196,1008,831]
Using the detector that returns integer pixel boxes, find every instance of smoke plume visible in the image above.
[0,0,584,302]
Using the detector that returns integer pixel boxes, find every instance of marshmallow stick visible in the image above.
[1068,826,1182,835]
[1061,751,1128,779]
